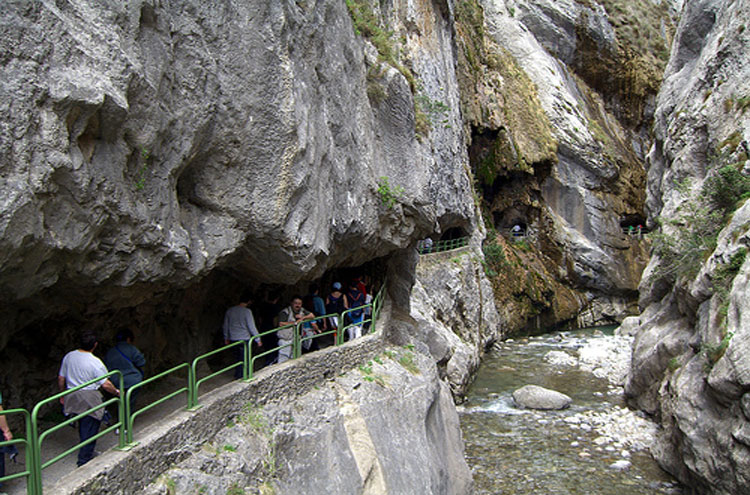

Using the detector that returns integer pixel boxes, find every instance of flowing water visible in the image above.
[459,328,683,494]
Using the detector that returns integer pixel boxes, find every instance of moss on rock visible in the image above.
[455,0,557,188]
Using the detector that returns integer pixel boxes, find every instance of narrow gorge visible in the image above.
[0,0,748,494]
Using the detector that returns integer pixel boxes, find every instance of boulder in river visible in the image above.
[512,385,572,410]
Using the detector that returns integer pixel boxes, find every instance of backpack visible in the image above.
[348,289,365,318]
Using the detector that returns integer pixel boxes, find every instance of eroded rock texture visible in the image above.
[625,0,750,492]
[139,349,472,495]
[0,0,476,403]
[410,244,500,400]
[454,0,663,332]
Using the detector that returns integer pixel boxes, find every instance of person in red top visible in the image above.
[353,275,367,298]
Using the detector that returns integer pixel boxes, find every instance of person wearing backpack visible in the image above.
[346,280,365,341]
[105,329,146,416]
[325,282,348,336]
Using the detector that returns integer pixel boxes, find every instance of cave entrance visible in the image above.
[620,214,647,236]
[439,226,467,241]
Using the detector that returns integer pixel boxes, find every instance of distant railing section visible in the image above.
[0,284,387,495]
[622,226,649,237]
[417,236,469,254]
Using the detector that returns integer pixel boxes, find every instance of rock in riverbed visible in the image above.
[512,385,572,410]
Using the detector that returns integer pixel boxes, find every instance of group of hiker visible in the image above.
[222,277,373,368]
[0,277,375,482]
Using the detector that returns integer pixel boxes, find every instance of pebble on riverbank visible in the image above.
[544,335,660,455]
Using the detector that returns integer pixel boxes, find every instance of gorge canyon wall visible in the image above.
[625,0,750,493]
[6,0,749,493]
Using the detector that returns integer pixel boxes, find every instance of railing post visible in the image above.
[189,363,197,409]
[116,372,127,449]
[292,321,302,359]
[28,403,41,495]
[243,340,250,381]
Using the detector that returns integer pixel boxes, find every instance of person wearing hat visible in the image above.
[325,282,348,336]
[104,329,146,415]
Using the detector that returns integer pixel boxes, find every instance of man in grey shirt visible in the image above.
[222,291,263,378]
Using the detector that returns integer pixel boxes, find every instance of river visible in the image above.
[459,328,683,494]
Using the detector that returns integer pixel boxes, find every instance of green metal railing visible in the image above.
[25,371,125,495]
[124,363,192,446]
[417,236,469,254]
[2,284,387,494]
[0,408,32,490]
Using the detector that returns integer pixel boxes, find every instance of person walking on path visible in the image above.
[222,290,263,378]
[257,290,282,364]
[58,332,120,467]
[346,280,366,341]
[276,296,316,363]
[308,284,328,332]
[104,329,146,415]
[0,390,19,492]
[325,282,348,338]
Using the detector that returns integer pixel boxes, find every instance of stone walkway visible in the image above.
[2,337,341,495]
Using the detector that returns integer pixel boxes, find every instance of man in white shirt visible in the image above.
[58,332,119,467]
[222,291,263,378]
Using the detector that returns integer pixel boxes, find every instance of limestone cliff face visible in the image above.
[138,348,472,495]
[450,0,667,332]
[0,0,477,402]
[409,244,501,400]
[625,0,750,493]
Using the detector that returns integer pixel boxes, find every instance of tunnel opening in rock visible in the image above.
[620,214,646,231]
[439,226,468,242]
[0,253,393,410]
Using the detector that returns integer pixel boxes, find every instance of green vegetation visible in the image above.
[358,360,387,386]
[239,402,268,431]
[348,0,448,137]
[398,351,420,375]
[704,331,734,368]
[238,402,279,480]
[454,0,557,186]
[259,481,277,495]
[482,234,507,277]
[415,90,451,133]
[703,166,750,212]
[377,176,404,209]
[573,0,674,125]
[382,347,420,374]
[223,444,237,452]
[158,475,176,495]
[714,248,747,326]
[667,357,681,372]
[135,147,150,191]
[651,133,750,293]
[227,482,246,495]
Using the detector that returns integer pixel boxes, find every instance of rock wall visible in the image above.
[479,0,655,303]
[409,241,501,400]
[625,0,750,493]
[0,0,477,405]
[445,0,663,332]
